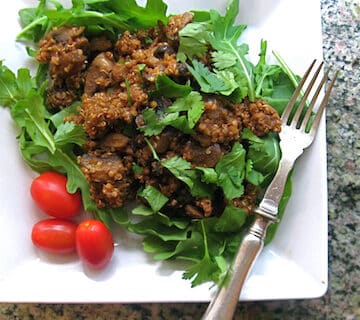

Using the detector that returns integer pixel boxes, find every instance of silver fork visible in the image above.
[202,60,338,320]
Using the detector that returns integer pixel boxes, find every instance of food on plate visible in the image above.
[31,218,77,254]
[30,171,82,218]
[76,219,115,269]
[0,0,297,286]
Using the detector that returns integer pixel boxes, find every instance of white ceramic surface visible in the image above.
[0,0,327,302]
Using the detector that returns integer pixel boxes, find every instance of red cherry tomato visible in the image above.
[76,220,114,269]
[31,219,77,254]
[30,171,82,218]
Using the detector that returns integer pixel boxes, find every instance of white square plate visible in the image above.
[0,0,327,302]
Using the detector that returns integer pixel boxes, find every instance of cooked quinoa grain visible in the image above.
[36,12,282,218]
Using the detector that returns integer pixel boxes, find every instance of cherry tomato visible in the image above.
[30,171,82,218]
[31,219,77,254]
[76,220,114,269]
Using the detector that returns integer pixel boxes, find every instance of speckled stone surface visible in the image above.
[0,0,359,319]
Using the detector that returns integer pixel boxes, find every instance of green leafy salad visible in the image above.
[0,0,296,287]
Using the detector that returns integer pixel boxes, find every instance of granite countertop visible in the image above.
[1,0,359,319]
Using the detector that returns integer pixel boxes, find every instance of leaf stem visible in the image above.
[229,43,255,101]
[25,108,56,153]
[272,50,299,89]
[200,220,210,257]
[17,16,48,39]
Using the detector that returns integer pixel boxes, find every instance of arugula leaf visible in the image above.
[128,218,189,242]
[208,0,254,100]
[215,141,246,200]
[143,236,177,258]
[242,129,281,186]
[109,207,130,226]
[0,63,37,107]
[245,159,264,186]
[12,93,56,153]
[17,0,48,42]
[254,40,282,97]
[50,102,80,128]
[132,204,154,216]
[262,72,299,115]
[0,63,113,223]
[18,0,169,41]
[89,0,168,30]
[212,205,247,233]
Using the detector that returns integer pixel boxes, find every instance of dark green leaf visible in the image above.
[132,204,154,216]
[245,159,264,186]
[138,185,169,213]
[54,121,87,147]
[254,40,282,97]
[182,221,227,287]
[109,207,130,226]
[265,173,292,244]
[154,74,192,98]
[50,102,80,128]
[243,130,281,186]
[129,218,188,242]
[178,21,212,59]
[215,142,246,200]
[166,91,204,128]
[186,60,233,94]
[213,205,247,233]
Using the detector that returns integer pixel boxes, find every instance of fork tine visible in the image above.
[281,59,317,124]
[308,71,338,136]
[291,61,324,128]
[300,66,332,131]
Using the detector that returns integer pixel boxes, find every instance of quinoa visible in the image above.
[36,13,282,217]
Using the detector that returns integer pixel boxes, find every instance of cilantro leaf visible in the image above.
[138,185,169,213]
[178,21,212,60]
[154,74,192,98]
[140,91,204,135]
[215,142,246,200]
[166,91,204,128]
[182,221,227,287]
[185,60,233,95]
[54,121,87,147]
[161,156,214,198]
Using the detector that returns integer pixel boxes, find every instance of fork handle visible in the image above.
[202,215,272,320]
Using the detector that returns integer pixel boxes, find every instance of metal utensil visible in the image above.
[202,60,338,320]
